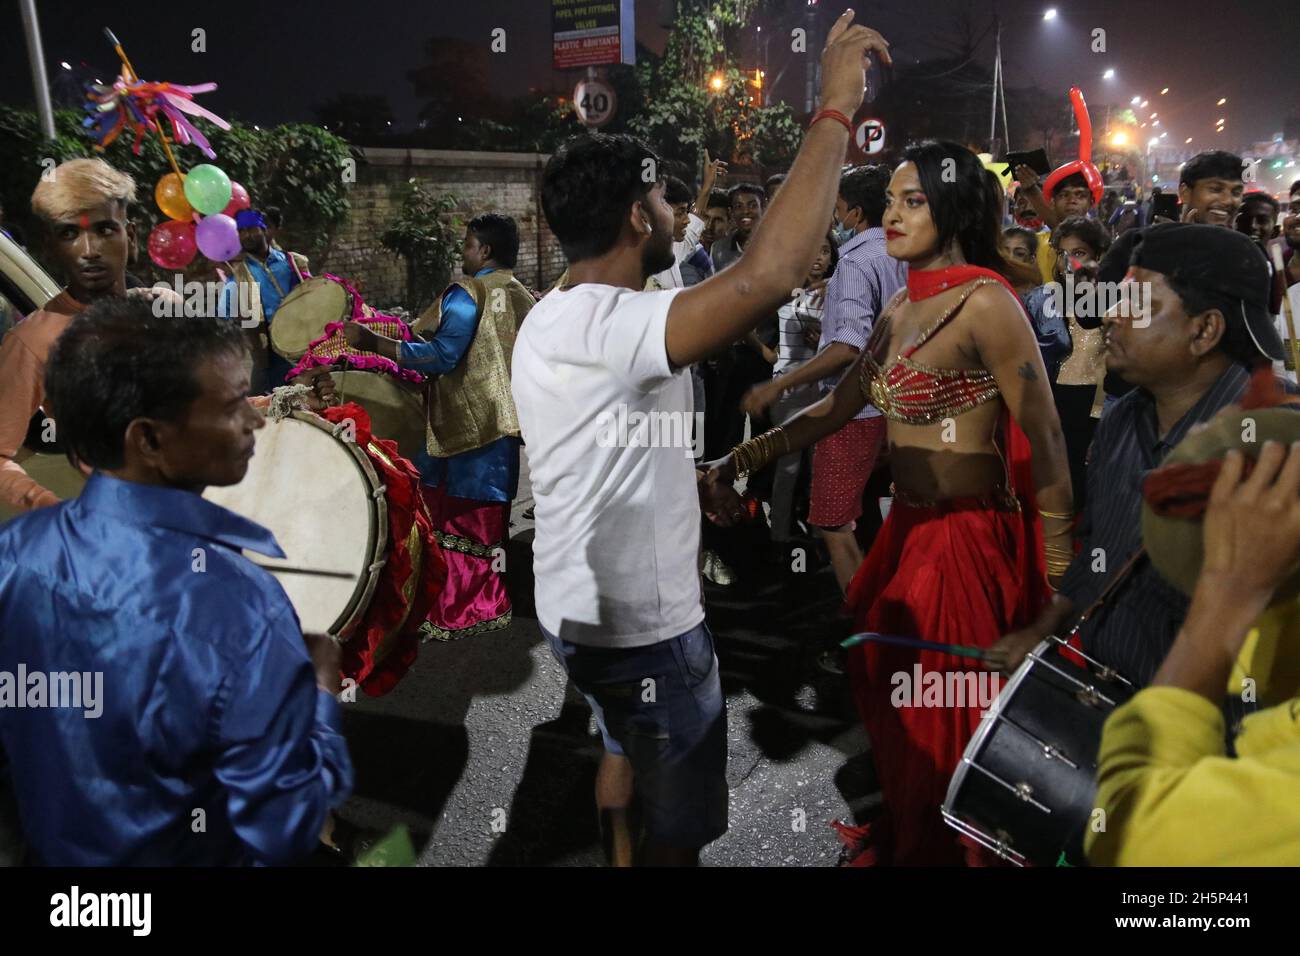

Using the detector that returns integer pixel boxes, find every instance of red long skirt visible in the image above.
[840,486,1050,866]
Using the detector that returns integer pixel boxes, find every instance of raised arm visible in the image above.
[664,12,891,368]
[1014,165,1058,229]
[694,152,726,218]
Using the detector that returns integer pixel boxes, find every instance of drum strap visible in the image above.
[1067,548,1147,636]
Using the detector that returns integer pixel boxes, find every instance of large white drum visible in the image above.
[203,412,387,637]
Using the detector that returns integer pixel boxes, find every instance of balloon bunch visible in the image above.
[88,28,250,271]
[1042,87,1105,206]
[149,167,250,268]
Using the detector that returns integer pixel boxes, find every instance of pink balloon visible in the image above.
[147,220,198,270]
[195,214,242,262]
[221,181,251,218]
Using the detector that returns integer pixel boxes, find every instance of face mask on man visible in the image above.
[832,208,858,245]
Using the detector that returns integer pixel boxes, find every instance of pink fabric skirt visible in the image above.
[418,485,512,641]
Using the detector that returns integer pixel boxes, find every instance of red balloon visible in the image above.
[1042,87,1104,205]
[221,181,251,218]
[148,220,198,270]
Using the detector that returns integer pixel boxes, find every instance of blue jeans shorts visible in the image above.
[541,620,729,848]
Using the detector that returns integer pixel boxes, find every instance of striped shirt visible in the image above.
[773,289,823,377]
[1062,362,1300,688]
[818,227,906,419]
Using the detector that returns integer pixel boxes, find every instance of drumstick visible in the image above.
[247,561,357,580]
[840,631,988,660]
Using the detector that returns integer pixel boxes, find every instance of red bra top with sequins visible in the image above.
[860,271,1006,426]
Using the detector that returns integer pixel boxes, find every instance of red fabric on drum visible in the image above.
[841,410,1050,866]
[320,403,446,695]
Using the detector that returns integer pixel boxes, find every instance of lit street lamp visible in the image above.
[1044,8,1058,20]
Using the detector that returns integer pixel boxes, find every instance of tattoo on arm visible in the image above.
[1017,361,1039,382]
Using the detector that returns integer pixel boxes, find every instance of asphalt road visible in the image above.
[337,452,880,866]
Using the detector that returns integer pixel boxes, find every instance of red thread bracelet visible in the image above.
[810,109,852,133]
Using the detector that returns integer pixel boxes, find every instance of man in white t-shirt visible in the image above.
[512,10,890,866]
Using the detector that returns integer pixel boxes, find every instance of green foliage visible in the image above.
[0,105,354,272]
[625,0,801,174]
[379,179,462,315]
[748,100,802,169]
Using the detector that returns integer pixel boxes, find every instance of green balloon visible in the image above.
[183,164,233,217]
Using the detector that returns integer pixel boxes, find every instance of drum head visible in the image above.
[270,277,353,361]
[203,413,385,636]
[330,370,427,463]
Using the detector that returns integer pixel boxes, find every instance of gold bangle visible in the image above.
[732,426,787,479]
[1038,509,1074,521]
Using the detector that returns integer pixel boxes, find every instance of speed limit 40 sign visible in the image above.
[573,79,617,128]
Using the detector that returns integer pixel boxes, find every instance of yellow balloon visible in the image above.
[155,173,194,222]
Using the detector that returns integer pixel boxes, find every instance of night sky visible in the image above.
[1,0,1295,149]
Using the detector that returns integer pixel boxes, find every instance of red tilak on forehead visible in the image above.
[78,213,90,229]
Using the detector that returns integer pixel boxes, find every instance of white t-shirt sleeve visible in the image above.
[593,286,683,393]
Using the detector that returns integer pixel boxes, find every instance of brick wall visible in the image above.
[304,148,566,312]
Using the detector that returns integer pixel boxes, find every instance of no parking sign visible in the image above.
[856,118,886,155]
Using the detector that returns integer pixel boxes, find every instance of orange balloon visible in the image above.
[155,173,194,222]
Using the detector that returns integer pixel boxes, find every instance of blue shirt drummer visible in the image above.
[0,473,353,865]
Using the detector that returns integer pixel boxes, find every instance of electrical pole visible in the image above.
[803,2,819,114]
[989,17,1002,151]
[19,0,56,140]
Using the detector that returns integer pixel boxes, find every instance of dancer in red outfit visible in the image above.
[706,142,1072,865]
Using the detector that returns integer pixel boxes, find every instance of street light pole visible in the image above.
[803,2,819,114]
[989,22,1000,147]
[18,0,56,140]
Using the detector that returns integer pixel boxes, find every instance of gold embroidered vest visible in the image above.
[415,269,532,458]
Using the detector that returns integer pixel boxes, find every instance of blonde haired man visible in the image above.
[0,158,150,513]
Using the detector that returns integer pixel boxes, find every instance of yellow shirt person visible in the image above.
[1086,429,1300,867]
[1086,601,1300,866]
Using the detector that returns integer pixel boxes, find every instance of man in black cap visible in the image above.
[987,224,1297,694]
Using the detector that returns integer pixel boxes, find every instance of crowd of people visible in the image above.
[1,9,1299,868]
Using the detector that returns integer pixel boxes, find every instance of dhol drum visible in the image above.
[272,274,418,370]
[328,369,427,464]
[270,275,356,362]
[203,411,387,638]
[941,638,1135,866]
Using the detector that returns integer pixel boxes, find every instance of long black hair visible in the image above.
[816,229,840,281]
[900,141,1010,279]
